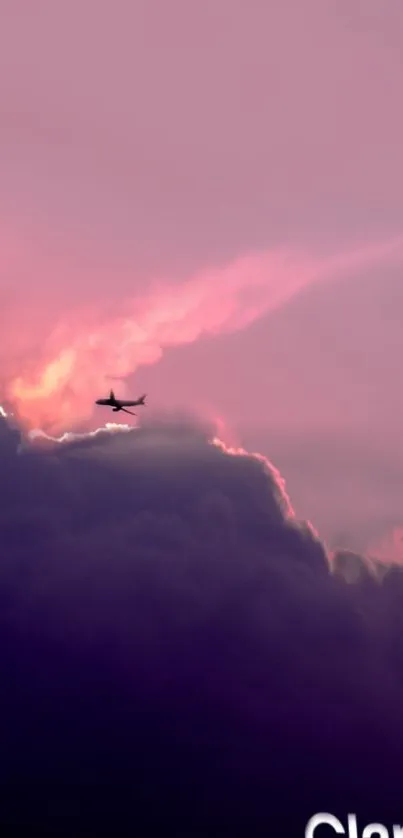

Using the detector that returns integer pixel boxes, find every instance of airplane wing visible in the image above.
[120,407,137,416]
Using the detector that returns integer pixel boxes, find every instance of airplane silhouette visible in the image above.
[95,389,146,416]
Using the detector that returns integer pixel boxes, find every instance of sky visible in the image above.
[1,1,403,435]
[1,2,403,833]
[2,0,403,551]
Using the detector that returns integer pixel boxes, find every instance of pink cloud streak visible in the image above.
[2,234,403,434]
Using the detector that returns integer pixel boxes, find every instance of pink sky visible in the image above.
[1,0,403,440]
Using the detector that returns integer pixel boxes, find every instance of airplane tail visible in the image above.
[139,394,146,405]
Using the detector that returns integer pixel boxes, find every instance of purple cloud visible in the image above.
[1,412,403,834]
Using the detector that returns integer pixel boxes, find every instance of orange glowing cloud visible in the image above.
[3,235,403,434]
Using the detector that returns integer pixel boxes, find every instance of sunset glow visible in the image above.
[4,237,403,435]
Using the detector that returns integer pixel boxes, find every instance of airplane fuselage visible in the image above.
[95,398,144,408]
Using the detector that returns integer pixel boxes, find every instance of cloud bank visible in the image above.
[1,410,403,835]
[2,234,403,435]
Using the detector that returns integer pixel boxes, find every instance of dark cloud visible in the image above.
[1,411,403,836]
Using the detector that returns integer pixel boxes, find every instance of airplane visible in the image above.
[95,389,146,416]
